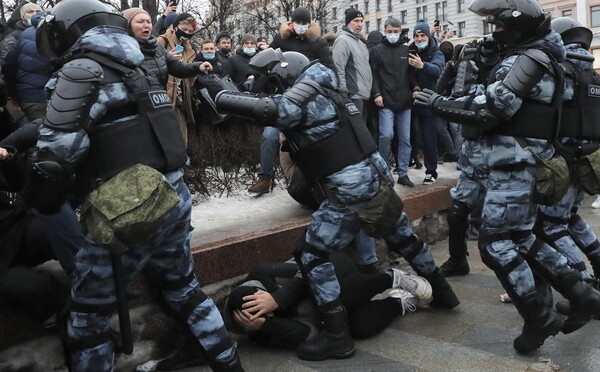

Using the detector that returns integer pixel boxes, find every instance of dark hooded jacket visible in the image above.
[369,36,417,111]
[269,21,334,71]
[410,36,444,116]
[223,48,257,88]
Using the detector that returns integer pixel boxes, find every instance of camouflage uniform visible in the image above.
[268,63,438,311]
[448,32,584,303]
[536,43,600,279]
[35,26,236,371]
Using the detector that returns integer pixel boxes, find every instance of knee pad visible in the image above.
[447,200,470,226]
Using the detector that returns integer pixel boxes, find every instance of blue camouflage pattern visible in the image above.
[452,32,579,298]
[536,43,600,278]
[34,26,235,371]
[271,63,437,309]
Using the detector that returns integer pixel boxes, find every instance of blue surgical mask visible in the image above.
[415,41,428,49]
[386,33,400,44]
[203,53,215,60]
[243,47,256,56]
[294,23,309,35]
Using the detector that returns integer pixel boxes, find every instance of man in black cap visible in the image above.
[215,30,233,64]
[269,7,334,69]
[248,6,335,196]
[332,8,372,124]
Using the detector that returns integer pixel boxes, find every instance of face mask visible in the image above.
[415,41,428,49]
[294,23,309,35]
[203,53,215,60]
[175,28,194,42]
[26,18,32,26]
[243,47,256,56]
[386,33,400,44]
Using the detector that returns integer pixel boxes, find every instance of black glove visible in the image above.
[23,150,73,215]
[414,88,443,108]
[459,40,480,61]
[478,36,500,69]
[201,78,226,99]
[241,78,255,92]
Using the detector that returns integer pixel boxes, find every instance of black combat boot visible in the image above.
[208,346,244,372]
[296,309,355,361]
[513,292,564,354]
[441,201,471,276]
[587,253,600,279]
[424,268,460,309]
[559,280,600,334]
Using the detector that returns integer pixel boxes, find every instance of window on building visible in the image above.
[388,0,393,12]
[593,6,600,27]
[366,21,370,32]
[365,1,369,13]
[401,10,407,24]
[458,21,466,37]
[458,0,465,13]
[442,1,447,20]
[376,0,381,11]
[562,9,572,17]
[416,7,423,21]
[377,18,382,31]
[435,2,441,20]
[333,7,337,18]
[423,5,428,21]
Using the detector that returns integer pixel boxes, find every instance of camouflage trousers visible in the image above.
[298,179,436,310]
[537,184,600,279]
[468,162,577,297]
[68,180,235,372]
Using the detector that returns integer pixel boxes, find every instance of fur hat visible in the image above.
[414,20,431,37]
[292,7,311,24]
[240,33,257,45]
[121,7,149,26]
[345,7,364,25]
[20,3,42,18]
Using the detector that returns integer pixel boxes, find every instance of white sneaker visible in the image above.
[592,196,600,209]
[389,289,418,315]
[388,268,433,304]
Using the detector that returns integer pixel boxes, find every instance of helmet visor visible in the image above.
[36,14,70,57]
[249,48,284,76]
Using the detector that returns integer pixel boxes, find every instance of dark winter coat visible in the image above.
[369,38,417,111]
[269,21,335,71]
[0,20,29,64]
[410,39,444,116]
[223,48,256,88]
[195,54,225,77]
[137,36,200,89]
[3,14,51,103]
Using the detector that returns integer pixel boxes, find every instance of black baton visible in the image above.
[111,253,133,354]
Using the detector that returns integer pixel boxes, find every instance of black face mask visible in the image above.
[176,28,194,41]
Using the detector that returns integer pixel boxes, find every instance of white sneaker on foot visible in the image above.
[592,196,600,209]
[388,268,433,304]
[389,289,418,315]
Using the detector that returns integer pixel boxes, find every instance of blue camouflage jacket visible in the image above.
[270,63,394,206]
[36,26,184,183]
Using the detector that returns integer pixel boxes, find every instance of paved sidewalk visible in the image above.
[178,195,600,372]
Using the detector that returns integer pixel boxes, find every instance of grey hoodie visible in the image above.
[332,26,372,100]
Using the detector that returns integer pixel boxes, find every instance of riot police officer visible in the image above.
[415,0,600,353]
[204,48,459,361]
[28,0,243,371]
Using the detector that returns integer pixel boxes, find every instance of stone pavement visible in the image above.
[174,195,600,372]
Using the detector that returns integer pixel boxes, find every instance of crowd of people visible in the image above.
[1,0,600,371]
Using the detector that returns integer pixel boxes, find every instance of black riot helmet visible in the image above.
[249,48,310,93]
[551,17,593,50]
[37,0,128,58]
[469,0,551,50]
